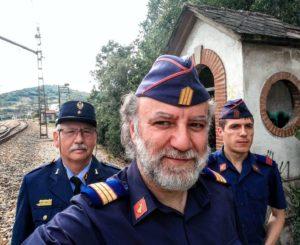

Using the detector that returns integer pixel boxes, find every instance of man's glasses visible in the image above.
[58,127,96,139]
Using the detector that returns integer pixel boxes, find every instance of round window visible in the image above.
[260,72,300,137]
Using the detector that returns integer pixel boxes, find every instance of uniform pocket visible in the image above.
[32,206,64,228]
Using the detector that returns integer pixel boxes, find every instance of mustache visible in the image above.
[162,148,199,160]
[69,144,88,152]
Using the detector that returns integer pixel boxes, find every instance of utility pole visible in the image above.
[35,27,48,138]
[58,83,70,108]
[0,28,48,138]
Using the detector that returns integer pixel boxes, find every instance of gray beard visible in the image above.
[135,136,209,191]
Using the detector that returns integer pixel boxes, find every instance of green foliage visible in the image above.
[286,185,300,243]
[90,41,138,156]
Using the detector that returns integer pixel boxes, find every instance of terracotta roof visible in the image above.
[166,4,300,54]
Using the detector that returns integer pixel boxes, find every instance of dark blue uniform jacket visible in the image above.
[207,149,286,245]
[12,156,119,245]
[24,161,244,245]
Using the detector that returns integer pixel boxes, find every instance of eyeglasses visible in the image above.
[58,127,96,139]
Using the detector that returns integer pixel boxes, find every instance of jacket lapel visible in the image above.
[86,156,105,184]
[49,158,73,205]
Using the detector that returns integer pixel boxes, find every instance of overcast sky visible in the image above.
[0,0,148,94]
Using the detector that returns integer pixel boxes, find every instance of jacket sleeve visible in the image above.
[12,177,34,245]
[23,197,104,244]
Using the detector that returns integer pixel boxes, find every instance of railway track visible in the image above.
[0,120,28,144]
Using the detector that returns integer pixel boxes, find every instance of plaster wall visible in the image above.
[180,20,244,99]
[243,43,300,178]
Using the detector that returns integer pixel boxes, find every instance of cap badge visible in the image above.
[233,109,240,119]
[179,86,193,106]
[134,197,147,220]
[219,163,227,172]
[77,101,84,114]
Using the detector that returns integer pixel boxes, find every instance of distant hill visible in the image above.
[0,85,89,118]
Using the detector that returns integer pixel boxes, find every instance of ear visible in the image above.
[129,120,136,143]
[216,126,224,138]
[53,130,60,148]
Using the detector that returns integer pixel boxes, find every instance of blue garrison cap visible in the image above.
[135,55,210,106]
[56,101,97,127]
[220,99,253,119]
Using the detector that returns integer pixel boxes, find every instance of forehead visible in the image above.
[137,97,209,118]
[225,118,254,126]
[60,121,94,128]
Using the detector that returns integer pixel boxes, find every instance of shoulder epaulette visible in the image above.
[255,154,274,166]
[102,162,121,171]
[26,161,53,175]
[81,176,128,208]
[201,167,228,185]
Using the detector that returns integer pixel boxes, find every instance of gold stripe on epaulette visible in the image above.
[90,182,118,205]
[90,183,110,205]
[100,182,117,200]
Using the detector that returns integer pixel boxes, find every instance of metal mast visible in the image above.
[35,27,48,138]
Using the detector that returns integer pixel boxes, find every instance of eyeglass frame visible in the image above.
[57,126,97,139]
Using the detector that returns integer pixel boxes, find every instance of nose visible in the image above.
[240,126,247,137]
[169,125,192,152]
[74,130,84,143]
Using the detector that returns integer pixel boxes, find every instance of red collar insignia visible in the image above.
[266,156,273,166]
[134,197,147,220]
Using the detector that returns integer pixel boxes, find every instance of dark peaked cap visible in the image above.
[135,55,210,106]
[56,100,97,127]
[220,98,253,119]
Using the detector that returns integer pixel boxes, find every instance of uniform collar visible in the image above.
[127,161,210,225]
[63,159,92,185]
[218,148,262,178]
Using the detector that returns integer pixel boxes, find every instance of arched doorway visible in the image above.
[194,48,227,151]
[197,64,216,151]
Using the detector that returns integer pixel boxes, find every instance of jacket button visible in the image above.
[43,215,48,221]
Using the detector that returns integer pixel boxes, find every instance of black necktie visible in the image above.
[70,176,82,195]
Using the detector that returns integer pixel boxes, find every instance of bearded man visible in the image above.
[24,55,245,244]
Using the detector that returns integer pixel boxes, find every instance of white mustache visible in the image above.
[69,144,88,152]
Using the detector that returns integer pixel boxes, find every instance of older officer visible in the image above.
[12,101,119,244]
[207,99,286,245]
[25,55,244,244]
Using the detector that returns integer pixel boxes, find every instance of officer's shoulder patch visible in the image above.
[201,167,228,185]
[255,154,274,167]
[81,176,128,208]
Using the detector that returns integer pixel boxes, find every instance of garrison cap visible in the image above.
[56,101,97,127]
[135,54,210,106]
[220,98,253,119]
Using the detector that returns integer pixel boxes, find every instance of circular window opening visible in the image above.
[260,72,300,137]
[266,80,294,128]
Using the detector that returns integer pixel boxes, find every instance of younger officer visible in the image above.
[25,55,245,244]
[12,101,119,244]
[207,99,286,245]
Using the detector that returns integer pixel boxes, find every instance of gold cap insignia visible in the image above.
[36,199,52,207]
[77,101,84,114]
[77,101,84,110]
[178,86,194,106]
